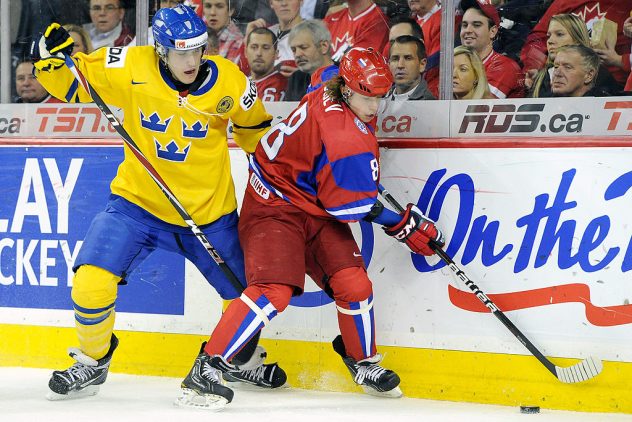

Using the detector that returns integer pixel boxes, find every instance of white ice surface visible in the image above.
[1,368,630,422]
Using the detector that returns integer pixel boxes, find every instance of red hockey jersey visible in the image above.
[483,50,524,98]
[254,71,288,102]
[247,85,380,223]
[324,3,390,61]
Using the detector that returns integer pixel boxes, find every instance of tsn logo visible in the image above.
[36,106,118,134]
[459,104,585,134]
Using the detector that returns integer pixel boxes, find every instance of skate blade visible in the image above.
[174,388,229,411]
[46,385,100,401]
[361,385,403,398]
[224,378,290,391]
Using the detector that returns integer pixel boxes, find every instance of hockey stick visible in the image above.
[62,54,244,294]
[378,184,603,383]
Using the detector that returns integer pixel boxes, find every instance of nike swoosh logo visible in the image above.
[353,252,362,257]
[131,80,146,85]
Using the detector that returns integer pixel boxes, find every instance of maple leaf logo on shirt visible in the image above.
[574,4,607,32]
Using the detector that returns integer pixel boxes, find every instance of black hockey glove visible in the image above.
[34,23,74,72]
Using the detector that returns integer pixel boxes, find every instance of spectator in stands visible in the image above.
[491,0,547,64]
[625,16,632,92]
[324,0,389,61]
[453,46,493,100]
[459,0,523,98]
[207,28,220,55]
[85,0,134,50]
[520,0,631,87]
[204,0,243,64]
[246,28,288,101]
[385,35,435,100]
[286,19,334,100]
[526,14,620,97]
[63,24,94,55]
[243,0,304,77]
[406,1,441,97]
[551,45,600,97]
[128,0,184,47]
[14,60,60,103]
[384,16,423,57]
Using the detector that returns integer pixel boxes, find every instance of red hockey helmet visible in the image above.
[339,47,393,97]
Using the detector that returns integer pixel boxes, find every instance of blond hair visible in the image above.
[453,46,491,100]
[63,24,94,54]
[531,14,590,97]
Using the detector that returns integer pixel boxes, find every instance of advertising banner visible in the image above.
[0,146,185,316]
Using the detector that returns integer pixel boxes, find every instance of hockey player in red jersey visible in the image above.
[176,47,445,408]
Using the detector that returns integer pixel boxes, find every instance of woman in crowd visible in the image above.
[526,13,620,98]
[452,45,493,100]
[63,24,94,55]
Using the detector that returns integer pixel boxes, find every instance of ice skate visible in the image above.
[46,334,119,401]
[333,335,402,398]
[175,343,234,411]
[222,346,288,389]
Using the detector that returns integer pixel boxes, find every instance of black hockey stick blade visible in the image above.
[377,184,603,383]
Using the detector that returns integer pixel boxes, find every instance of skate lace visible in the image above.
[201,361,221,383]
[61,363,96,384]
[238,364,268,382]
[354,363,386,385]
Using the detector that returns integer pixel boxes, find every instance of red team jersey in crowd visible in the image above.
[520,0,631,85]
[324,3,390,61]
[247,85,380,223]
[483,50,524,98]
[254,71,288,102]
[418,7,442,98]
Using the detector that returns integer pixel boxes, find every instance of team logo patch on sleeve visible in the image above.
[240,78,258,111]
[354,117,368,134]
[216,96,234,113]
[105,47,128,68]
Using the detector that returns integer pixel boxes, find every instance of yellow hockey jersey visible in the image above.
[36,46,272,226]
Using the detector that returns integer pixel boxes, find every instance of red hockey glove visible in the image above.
[383,204,445,256]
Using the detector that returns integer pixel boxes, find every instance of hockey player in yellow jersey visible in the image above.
[34,4,286,407]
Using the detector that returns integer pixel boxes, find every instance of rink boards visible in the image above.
[0,139,631,412]
[1,99,632,413]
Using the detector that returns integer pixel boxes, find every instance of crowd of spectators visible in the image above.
[8,0,632,103]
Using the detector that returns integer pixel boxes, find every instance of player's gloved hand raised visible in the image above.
[383,204,445,256]
[33,23,74,72]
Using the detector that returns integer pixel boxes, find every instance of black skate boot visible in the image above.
[333,335,402,398]
[175,342,235,410]
[222,346,288,389]
[47,334,119,401]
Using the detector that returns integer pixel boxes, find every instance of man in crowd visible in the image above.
[551,45,600,97]
[385,35,435,101]
[407,0,441,96]
[286,19,334,100]
[246,28,288,101]
[14,60,61,103]
[520,0,631,87]
[459,0,523,98]
[84,0,134,50]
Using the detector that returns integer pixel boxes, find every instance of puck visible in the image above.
[520,406,540,414]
